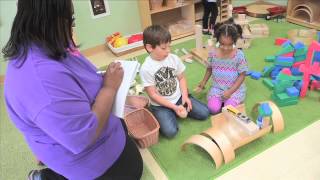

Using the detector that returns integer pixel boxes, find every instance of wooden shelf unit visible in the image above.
[218,0,232,22]
[194,0,203,21]
[138,0,195,40]
[286,0,320,30]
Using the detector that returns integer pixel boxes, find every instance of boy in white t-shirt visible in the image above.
[140,25,210,138]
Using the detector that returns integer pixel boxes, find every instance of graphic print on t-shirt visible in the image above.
[154,66,177,96]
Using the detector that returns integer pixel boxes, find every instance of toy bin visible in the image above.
[124,108,160,148]
[106,33,143,56]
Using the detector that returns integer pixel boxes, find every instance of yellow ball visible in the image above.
[113,37,128,48]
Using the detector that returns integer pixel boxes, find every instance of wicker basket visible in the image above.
[124,108,160,148]
[124,95,150,116]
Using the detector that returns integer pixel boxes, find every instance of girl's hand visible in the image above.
[193,85,204,94]
[174,105,188,118]
[103,62,124,91]
[182,96,192,112]
[222,90,232,100]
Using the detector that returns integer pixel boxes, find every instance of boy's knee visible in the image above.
[161,127,178,138]
[197,107,210,120]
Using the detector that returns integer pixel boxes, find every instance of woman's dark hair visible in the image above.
[143,25,171,52]
[213,18,243,44]
[2,0,76,63]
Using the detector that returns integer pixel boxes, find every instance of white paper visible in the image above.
[112,60,140,118]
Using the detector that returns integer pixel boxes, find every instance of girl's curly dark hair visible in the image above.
[213,18,243,43]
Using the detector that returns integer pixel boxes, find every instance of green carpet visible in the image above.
[136,20,320,179]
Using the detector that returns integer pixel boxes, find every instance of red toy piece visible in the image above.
[310,80,320,91]
[299,41,320,98]
[232,6,247,14]
[275,38,289,46]
[128,34,143,44]
[282,52,294,57]
[265,6,286,22]
[293,61,305,68]
[267,6,286,16]
[282,68,292,76]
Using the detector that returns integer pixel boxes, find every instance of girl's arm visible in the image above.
[195,67,212,92]
[223,72,246,99]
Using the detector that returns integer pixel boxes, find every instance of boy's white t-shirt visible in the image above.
[140,53,186,106]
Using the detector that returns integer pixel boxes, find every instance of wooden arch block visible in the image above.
[201,128,236,164]
[181,134,223,169]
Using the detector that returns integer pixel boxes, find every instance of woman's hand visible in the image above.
[103,62,124,91]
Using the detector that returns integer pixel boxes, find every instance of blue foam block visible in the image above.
[246,71,253,76]
[260,103,272,116]
[250,71,262,80]
[294,80,303,90]
[271,69,281,79]
[276,56,294,62]
[312,75,320,81]
[294,42,305,50]
[313,51,320,62]
[291,67,303,76]
[286,87,300,97]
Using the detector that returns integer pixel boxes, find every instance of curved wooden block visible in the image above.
[267,101,284,133]
[293,8,313,22]
[211,104,246,127]
[251,101,284,133]
[292,4,314,22]
[201,128,236,164]
[233,125,272,148]
[181,134,223,169]
[293,4,312,15]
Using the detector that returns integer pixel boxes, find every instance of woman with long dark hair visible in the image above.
[2,0,142,179]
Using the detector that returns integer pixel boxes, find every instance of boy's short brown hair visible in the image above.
[143,25,171,51]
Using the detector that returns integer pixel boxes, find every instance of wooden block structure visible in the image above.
[245,23,269,38]
[181,102,284,169]
[287,29,317,46]
[286,0,320,30]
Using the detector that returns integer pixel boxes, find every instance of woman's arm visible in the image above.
[91,62,123,143]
